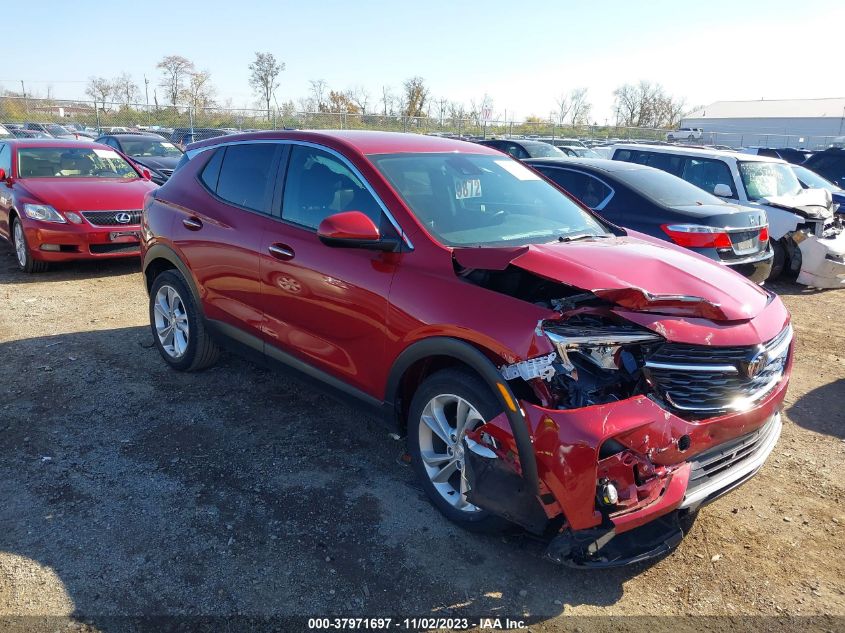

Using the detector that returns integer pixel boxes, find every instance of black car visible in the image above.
[525,157,773,283]
[743,147,814,165]
[476,138,566,159]
[804,148,845,188]
[95,133,184,185]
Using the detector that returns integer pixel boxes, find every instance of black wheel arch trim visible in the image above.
[384,336,539,495]
[142,243,204,313]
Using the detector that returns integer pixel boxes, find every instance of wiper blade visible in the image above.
[557,233,609,243]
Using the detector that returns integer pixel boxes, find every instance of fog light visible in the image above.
[598,479,619,506]
[40,244,60,251]
[65,212,83,224]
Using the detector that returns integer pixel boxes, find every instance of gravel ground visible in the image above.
[0,245,843,632]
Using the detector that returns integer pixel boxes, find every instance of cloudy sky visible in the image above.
[5,0,843,121]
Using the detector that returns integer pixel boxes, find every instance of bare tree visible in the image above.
[555,93,572,126]
[402,76,429,118]
[568,88,592,125]
[183,70,215,110]
[249,52,285,121]
[612,80,684,128]
[469,94,493,127]
[347,85,370,115]
[157,55,195,106]
[308,79,329,111]
[380,85,395,116]
[111,73,140,107]
[85,77,112,110]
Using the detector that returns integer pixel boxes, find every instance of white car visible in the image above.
[666,127,703,141]
[610,144,845,288]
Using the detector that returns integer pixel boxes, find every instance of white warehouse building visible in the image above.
[679,98,845,149]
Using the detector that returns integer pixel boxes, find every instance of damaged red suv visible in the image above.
[141,131,793,567]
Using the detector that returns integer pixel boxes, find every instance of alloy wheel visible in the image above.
[153,285,190,358]
[13,221,26,267]
[417,393,493,512]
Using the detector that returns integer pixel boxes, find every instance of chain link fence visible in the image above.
[4,96,840,149]
[1,96,672,142]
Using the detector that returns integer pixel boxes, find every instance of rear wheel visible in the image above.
[12,217,48,273]
[149,270,219,371]
[407,368,511,533]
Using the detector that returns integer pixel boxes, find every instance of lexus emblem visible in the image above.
[115,212,132,224]
[741,347,768,379]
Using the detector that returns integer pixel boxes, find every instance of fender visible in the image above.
[385,336,539,495]
[142,242,204,314]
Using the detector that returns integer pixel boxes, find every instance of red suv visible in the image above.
[0,139,157,272]
[141,131,793,567]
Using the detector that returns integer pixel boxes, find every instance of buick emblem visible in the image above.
[115,212,132,224]
[741,347,768,379]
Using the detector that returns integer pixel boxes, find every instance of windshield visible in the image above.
[792,165,839,192]
[738,161,803,201]
[524,143,565,158]
[119,138,183,158]
[615,166,725,207]
[370,152,609,247]
[17,146,138,178]
[568,147,600,158]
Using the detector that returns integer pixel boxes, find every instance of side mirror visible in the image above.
[141,168,152,181]
[0,168,5,181]
[713,183,733,198]
[317,211,399,252]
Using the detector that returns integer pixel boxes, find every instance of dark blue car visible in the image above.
[792,164,845,210]
[525,157,773,283]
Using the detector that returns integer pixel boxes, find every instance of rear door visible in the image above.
[169,142,282,341]
[258,142,398,396]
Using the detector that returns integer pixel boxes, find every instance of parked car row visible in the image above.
[0,129,805,568]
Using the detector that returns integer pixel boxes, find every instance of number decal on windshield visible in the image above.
[455,178,482,200]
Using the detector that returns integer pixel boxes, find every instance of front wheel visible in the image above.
[12,217,48,273]
[769,239,787,279]
[407,368,511,533]
[149,270,220,371]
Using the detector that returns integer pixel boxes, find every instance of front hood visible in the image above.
[453,235,769,321]
[761,188,832,220]
[20,178,157,212]
[133,156,180,171]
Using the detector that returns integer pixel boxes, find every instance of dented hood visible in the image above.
[453,236,769,321]
[761,188,833,220]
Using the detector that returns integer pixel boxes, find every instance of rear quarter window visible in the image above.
[214,143,279,213]
[199,148,224,192]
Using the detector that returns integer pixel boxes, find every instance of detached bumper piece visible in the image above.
[545,512,684,568]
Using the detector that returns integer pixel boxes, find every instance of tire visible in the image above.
[407,368,512,533]
[11,217,48,273]
[769,239,787,280]
[687,134,695,140]
[149,270,220,371]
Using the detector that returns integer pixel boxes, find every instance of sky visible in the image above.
[5,0,844,122]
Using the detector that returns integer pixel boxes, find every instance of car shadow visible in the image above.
[786,378,845,440]
[0,326,652,630]
[0,243,140,284]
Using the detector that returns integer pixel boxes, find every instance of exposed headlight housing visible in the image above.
[544,323,663,374]
[23,203,66,223]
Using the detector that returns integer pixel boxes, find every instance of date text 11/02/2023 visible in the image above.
[306,617,527,630]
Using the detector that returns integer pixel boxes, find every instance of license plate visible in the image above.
[734,238,755,253]
[109,230,140,242]
[455,178,482,200]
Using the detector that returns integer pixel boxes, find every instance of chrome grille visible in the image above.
[645,325,792,415]
[81,210,142,226]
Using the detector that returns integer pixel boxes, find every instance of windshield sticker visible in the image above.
[455,178,482,200]
[93,149,121,160]
[495,159,540,180]
[161,142,176,149]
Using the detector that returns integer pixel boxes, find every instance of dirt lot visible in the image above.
[0,243,843,632]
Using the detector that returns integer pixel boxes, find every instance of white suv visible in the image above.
[666,128,703,141]
[611,144,845,288]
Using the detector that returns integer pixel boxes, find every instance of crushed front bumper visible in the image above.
[795,230,845,288]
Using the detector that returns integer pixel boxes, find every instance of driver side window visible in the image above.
[281,145,384,230]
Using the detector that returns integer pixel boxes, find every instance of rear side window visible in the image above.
[199,148,224,191]
[214,144,279,213]
[680,158,735,197]
[539,168,612,209]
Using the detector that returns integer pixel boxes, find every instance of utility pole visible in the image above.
[144,75,150,107]
[21,80,28,112]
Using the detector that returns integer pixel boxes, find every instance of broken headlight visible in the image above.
[542,320,663,409]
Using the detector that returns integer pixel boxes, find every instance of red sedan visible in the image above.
[0,139,158,272]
